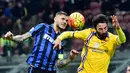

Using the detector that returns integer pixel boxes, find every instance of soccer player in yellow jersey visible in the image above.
[54,14,126,73]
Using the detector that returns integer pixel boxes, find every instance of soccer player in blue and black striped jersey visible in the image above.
[4,11,74,73]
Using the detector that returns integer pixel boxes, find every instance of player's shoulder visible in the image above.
[37,23,47,26]
[82,28,95,33]
[108,32,117,39]
[108,32,115,36]
[35,23,51,28]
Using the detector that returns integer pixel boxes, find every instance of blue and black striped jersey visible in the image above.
[26,23,64,71]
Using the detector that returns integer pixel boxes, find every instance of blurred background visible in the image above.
[0,0,130,73]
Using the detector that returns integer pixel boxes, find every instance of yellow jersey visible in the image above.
[77,28,119,73]
[58,28,126,73]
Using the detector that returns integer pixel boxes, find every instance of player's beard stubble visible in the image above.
[96,31,108,40]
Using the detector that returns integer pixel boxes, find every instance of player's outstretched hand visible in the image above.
[111,15,120,29]
[69,49,80,60]
[53,38,62,50]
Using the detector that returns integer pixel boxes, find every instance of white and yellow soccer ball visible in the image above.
[68,12,85,30]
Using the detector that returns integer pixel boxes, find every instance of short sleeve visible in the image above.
[29,23,46,37]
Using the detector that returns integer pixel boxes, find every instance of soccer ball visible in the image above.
[68,12,85,30]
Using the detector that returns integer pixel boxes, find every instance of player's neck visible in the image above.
[54,24,60,34]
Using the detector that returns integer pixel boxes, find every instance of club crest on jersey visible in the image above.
[92,42,105,54]
[94,42,100,48]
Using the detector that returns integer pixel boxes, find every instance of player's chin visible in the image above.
[60,26,66,30]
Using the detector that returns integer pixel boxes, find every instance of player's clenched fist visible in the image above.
[4,31,14,40]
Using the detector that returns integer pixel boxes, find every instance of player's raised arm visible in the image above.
[53,30,86,49]
[56,49,80,68]
[4,31,31,42]
[53,31,74,49]
[111,15,126,44]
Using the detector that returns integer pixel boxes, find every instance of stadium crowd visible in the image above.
[0,0,130,57]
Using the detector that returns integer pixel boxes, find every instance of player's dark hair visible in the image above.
[56,11,68,16]
[92,14,108,28]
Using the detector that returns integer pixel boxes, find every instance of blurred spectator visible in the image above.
[71,38,84,52]
[0,15,14,36]
[101,0,114,15]
[90,1,102,16]
[0,35,4,56]
[15,39,30,56]
[120,12,130,51]
[82,8,93,28]
[116,13,125,29]
[123,12,130,33]
[0,0,130,57]
[12,19,22,35]
[21,16,31,33]
[73,0,91,11]
[56,0,73,14]
[0,34,17,57]
[26,0,43,17]
[11,1,27,20]
[115,12,130,52]
[0,0,8,16]
[3,2,14,18]
[119,0,130,11]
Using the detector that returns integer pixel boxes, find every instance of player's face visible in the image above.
[96,23,108,39]
[55,15,68,30]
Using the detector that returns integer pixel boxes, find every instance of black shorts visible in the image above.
[28,67,56,73]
